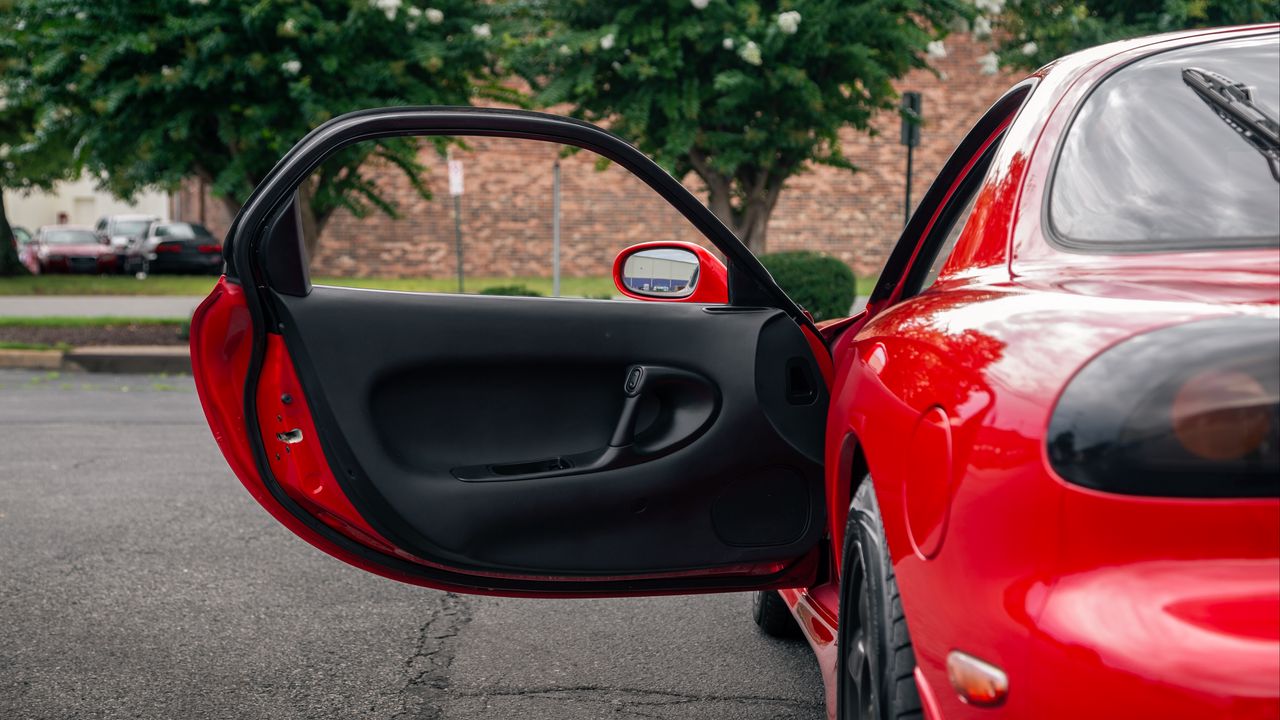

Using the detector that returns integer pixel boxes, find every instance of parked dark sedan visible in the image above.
[140,222,224,275]
[31,225,117,274]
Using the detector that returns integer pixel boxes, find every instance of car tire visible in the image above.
[836,476,922,720]
[752,590,802,638]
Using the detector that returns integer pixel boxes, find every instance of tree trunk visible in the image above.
[211,187,326,269]
[0,190,28,276]
[688,152,784,256]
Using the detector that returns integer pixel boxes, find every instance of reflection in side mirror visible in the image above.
[613,242,729,304]
[621,248,700,298]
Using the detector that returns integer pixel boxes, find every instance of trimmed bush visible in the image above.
[478,284,544,297]
[759,251,856,321]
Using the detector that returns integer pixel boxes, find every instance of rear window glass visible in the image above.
[113,220,151,236]
[1049,34,1280,249]
[155,223,212,239]
[44,230,97,245]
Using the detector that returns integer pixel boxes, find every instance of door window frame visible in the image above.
[866,81,1035,312]
[225,107,819,337]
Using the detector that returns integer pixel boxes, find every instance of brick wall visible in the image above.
[180,34,1018,279]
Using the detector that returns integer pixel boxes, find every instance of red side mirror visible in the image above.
[612,241,728,304]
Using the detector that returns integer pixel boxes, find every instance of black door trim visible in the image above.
[226,106,816,334]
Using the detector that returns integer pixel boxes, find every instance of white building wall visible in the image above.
[4,175,168,230]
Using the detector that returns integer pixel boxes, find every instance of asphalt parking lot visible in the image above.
[0,370,824,719]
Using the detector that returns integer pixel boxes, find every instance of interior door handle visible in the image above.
[609,364,705,447]
[454,363,716,482]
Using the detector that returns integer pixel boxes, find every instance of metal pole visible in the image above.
[552,159,561,298]
[904,143,914,226]
[900,91,921,227]
[452,193,464,293]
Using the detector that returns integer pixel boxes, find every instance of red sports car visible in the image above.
[191,25,1279,719]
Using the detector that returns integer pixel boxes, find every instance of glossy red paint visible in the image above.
[794,25,1280,720]
[190,277,430,586]
[611,240,729,303]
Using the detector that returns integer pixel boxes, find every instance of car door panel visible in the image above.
[193,107,833,595]
[270,285,825,576]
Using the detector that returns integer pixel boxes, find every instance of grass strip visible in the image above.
[0,316,187,327]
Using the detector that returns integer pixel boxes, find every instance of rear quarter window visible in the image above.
[1049,33,1280,250]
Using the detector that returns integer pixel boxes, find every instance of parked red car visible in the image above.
[191,26,1279,720]
[29,225,118,274]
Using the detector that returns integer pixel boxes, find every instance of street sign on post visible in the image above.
[448,158,465,293]
[448,160,464,197]
[900,91,922,226]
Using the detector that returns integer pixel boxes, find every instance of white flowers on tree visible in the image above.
[777,11,801,35]
[281,59,302,76]
[973,0,1005,14]
[1021,41,1039,56]
[690,0,710,9]
[600,33,615,50]
[472,23,491,39]
[739,40,762,66]
[926,40,947,59]
[722,37,734,50]
[977,51,999,75]
[425,8,444,24]
[972,15,992,39]
[371,0,401,21]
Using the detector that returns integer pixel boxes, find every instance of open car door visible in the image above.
[191,108,830,596]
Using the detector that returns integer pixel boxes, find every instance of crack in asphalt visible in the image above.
[388,594,821,719]
[456,685,823,711]
[394,592,473,720]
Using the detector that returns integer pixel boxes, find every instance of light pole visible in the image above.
[901,91,922,226]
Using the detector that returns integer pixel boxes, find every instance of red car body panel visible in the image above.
[35,242,117,274]
[790,25,1280,719]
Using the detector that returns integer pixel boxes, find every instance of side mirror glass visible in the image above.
[613,242,728,303]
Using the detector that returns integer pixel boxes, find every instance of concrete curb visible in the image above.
[0,346,190,374]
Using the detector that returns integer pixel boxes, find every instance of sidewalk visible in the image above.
[0,345,189,374]
[0,295,204,318]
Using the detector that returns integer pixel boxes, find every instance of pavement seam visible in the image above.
[393,592,473,720]
[454,684,823,708]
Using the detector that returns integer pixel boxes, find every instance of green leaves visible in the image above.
[2,0,502,238]
[997,0,1279,69]
[507,0,969,251]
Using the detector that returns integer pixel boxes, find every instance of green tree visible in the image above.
[997,0,1280,69]
[0,0,80,276]
[507,0,972,254]
[10,0,507,261]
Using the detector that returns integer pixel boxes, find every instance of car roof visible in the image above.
[105,214,159,221]
[38,224,96,232]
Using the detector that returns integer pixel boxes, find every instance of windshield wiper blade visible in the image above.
[1182,66,1280,181]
